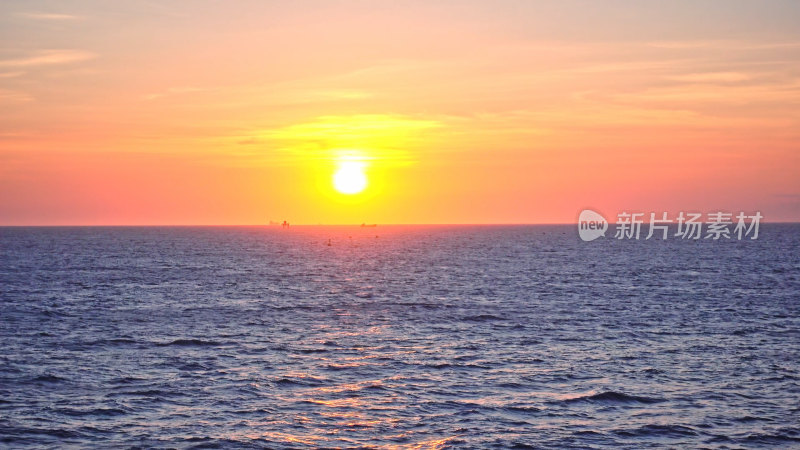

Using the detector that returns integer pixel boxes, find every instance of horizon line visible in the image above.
[1,221,797,227]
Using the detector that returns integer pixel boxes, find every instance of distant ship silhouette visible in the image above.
[361,223,377,227]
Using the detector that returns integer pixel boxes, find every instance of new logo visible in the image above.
[578,209,608,241]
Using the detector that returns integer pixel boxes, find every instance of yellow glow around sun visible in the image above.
[333,161,368,194]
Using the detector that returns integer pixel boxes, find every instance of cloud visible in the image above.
[265,114,441,143]
[284,89,374,103]
[0,50,96,68]
[647,40,800,51]
[242,114,443,164]
[17,12,82,21]
[143,86,207,101]
[669,72,751,83]
[646,40,723,49]
[0,89,33,104]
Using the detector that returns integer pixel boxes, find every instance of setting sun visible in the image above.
[333,161,368,195]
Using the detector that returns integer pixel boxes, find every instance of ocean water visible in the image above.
[1,225,799,449]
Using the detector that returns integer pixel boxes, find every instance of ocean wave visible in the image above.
[505,405,541,413]
[293,347,330,354]
[0,426,85,440]
[559,391,666,404]
[55,407,130,417]
[31,374,66,383]
[156,338,222,347]
[614,424,698,437]
[76,338,139,347]
[273,376,326,387]
[740,431,800,444]
[462,314,507,322]
[107,388,185,398]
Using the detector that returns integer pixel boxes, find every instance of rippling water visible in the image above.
[1,225,799,448]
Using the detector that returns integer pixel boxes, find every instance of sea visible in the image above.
[1,225,798,448]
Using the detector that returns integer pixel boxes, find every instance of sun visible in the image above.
[333,161,368,194]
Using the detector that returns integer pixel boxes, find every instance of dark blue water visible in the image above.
[1,225,799,448]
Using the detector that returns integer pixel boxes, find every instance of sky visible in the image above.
[1,0,799,225]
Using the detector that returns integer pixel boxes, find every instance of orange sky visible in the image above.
[1,1,799,225]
